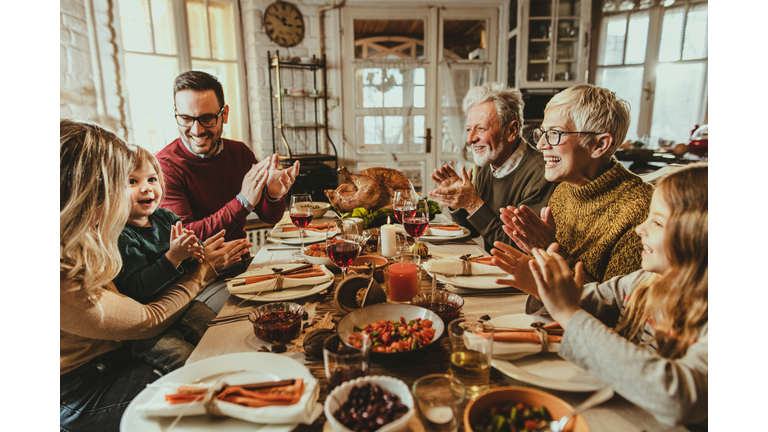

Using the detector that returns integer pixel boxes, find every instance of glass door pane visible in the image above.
[650,62,706,145]
[527,18,551,82]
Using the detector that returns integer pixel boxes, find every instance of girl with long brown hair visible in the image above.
[496,163,707,427]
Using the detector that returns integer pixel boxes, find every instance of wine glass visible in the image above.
[290,194,313,258]
[326,219,362,280]
[402,198,429,245]
[393,189,417,224]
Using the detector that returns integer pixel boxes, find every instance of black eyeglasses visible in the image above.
[174,105,225,128]
[532,129,603,146]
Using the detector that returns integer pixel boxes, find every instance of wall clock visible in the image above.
[263,1,305,48]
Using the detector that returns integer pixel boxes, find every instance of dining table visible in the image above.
[186,212,690,432]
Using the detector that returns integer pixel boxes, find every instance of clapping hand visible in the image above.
[427,165,482,211]
[500,205,556,254]
[528,245,585,327]
[490,240,540,296]
[240,162,270,207]
[166,221,204,267]
[202,230,253,271]
[264,153,300,199]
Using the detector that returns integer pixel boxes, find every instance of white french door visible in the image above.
[340,6,499,194]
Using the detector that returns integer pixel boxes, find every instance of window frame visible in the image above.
[116,0,250,151]
[594,0,708,144]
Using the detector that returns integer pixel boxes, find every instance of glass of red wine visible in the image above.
[290,194,313,258]
[326,219,362,279]
[393,189,417,224]
[403,198,430,244]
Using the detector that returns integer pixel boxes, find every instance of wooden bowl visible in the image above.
[349,255,389,275]
[464,387,591,432]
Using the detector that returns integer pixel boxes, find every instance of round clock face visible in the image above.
[264,1,305,48]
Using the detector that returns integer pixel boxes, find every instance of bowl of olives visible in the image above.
[324,375,415,432]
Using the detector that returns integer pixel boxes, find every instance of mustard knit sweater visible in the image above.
[549,160,654,283]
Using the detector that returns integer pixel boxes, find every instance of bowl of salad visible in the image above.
[312,202,331,219]
[464,387,591,432]
[337,303,444,363]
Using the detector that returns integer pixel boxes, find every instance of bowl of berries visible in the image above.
[248,302,305,343]
[324,375,415,432]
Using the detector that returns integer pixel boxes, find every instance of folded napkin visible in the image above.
[427,226,464,237]
[281,223,333,233]
[271,224,339,239]
[227,266,332,295]
[136,378,322,425]
[423,256,505,275]
[484,322,563,360]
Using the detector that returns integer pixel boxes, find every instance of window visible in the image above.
[117,0,248,153]
[595,1,707,146]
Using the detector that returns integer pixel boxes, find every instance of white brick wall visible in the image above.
[60,0,99,122]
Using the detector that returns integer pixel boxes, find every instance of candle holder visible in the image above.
[384,253,421,304]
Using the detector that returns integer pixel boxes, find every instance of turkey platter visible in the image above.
[324,167,416,212]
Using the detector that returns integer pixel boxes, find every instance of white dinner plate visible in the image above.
[428,270,511,290]
[488,314,607,392]
[267,233,328,245]
[228,264,334,302]
[419,227,471,243]
[120,352,315,432]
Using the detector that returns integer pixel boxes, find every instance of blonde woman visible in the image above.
[496,164,708,427]
[60,120,247,431]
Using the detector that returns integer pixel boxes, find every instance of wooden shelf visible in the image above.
[556,59,577,63]
[529,59,550,64]
[559,37,578,42]
[530,38,551,42]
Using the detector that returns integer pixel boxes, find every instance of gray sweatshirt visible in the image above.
[526,270,708,428]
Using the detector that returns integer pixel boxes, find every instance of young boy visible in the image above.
[114,145,216,373]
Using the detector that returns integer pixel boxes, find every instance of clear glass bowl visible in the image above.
[249,302,305,343]
[409,291,464,325]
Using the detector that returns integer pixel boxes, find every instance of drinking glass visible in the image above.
[326,219,363,279]
[402,198,429,244]
[289,194,313,258]
[323,333,371,391]
[393,189,417,224]
[412,374,466,432]
[447,318,494,399]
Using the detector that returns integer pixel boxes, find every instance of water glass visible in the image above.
[384,253,421,304]
[412,374,466,432]
[447,318,494,399]
[323,333,371,391]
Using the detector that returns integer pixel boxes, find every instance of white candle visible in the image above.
[423,406,454,424]
[381,217,397,258]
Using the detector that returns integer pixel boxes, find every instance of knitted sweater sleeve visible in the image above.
[528,271,708,426]
[561,311,708,426]
[60,262,218,341]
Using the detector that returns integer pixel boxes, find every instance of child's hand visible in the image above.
[527,244,585,328]
[166,221,203,267]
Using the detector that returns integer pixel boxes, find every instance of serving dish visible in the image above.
[337,304,444,363]
[409,291,464,325]
[464,386,590,432]
[324,375,415,432]
[313,202,331,219]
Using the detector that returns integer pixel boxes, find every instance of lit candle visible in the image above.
[387,262,419,302]
[423,406,454,424]
[381,216,397,258]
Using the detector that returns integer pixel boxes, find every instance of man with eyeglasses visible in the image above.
[492,84,654,286]
[156,72,299,307]
[428,82,556,253]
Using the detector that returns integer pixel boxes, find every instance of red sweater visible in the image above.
[156,138,285,242]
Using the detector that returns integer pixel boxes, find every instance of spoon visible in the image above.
[539,386,614,432]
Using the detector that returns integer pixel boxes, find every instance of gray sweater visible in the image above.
[526,270,708,428]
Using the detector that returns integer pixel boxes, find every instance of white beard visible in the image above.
[472,144,503,167]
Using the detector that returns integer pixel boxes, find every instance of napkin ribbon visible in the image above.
[457,254,494,276]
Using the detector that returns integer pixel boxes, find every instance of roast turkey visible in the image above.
[325,167,416,212]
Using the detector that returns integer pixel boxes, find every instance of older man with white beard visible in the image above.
[428,82,556,252]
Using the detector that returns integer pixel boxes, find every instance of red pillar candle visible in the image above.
[387,262,419,302]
